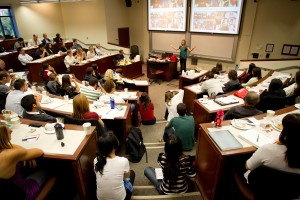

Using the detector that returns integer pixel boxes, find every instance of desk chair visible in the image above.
[233,166,300,200]
[130,45,139,59]
[226,84,243,93]
[64,115,105,137]
[256,95,287,113]
[149,66,164,85]
[0,93,8,112]
[0,176,57,200]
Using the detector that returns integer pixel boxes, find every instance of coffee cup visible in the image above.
[266,110,275,120]
[11,117,20,129]
[203,95,208,103]
[31,86,36,92]
[83,122,91,135]
[124,88,128,93]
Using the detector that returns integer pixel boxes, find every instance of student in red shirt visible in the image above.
[72,94,105,128]
[138,92,156,125]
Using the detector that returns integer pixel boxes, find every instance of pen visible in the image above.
[257,134,260,142]
[22,136,38,141]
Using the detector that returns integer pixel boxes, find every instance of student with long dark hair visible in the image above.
[144,134,196,194]
[242,67,262,87]
[94,132,135,200]
[239,63,256,83]
[60,74,79,98]
[284,71,300,97]
[246,113,300,173]
[138,92,156,125]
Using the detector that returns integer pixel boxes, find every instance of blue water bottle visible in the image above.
[110,97,115,109]
[235,64,239,71]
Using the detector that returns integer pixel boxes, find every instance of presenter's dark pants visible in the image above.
[180,58,187,72]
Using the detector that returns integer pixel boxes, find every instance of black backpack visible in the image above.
[126,127,147,163]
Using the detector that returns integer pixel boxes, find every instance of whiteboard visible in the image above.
[151,32,186,53]
[191,34,238,61]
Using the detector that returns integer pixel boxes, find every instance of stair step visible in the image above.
[131,192,201,199]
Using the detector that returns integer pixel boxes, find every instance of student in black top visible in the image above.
[92,64,103,80]
[35,44,49,59]
[144,134,196,194]
[84,67,95,81]
[115,49,125,62]
[60,74,80,98]
[21,94,57,123]
[45,43,55,55]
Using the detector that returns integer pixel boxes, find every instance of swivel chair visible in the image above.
[149,67,164,85]
[130,45,139,59]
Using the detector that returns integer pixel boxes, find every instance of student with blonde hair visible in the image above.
[72,94,105,127]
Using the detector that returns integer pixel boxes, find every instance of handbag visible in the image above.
[234,88,248,99]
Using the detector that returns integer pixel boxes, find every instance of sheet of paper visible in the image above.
[155,168,163,179]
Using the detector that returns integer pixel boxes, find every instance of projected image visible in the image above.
[190,0,243,34]
[148,0,187,31]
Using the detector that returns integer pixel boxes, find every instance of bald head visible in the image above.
[245,91,260,107]
[0,59,4,70]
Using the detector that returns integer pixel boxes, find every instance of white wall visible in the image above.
[249,0,300,59]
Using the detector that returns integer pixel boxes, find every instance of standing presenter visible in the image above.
[170,40,195,73]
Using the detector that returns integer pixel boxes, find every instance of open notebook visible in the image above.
[209,130,243,151]
[239,130,275,148]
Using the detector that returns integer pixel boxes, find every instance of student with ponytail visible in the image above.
[94,131,135,200]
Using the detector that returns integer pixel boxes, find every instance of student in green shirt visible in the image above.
[163,103,195,151]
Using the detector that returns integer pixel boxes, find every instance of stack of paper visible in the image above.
[215,96,239,106]
[209,130,243,151]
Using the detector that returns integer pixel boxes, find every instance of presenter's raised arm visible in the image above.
[170,44,179,51]
[188,46,196,52]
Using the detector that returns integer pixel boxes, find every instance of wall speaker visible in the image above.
[125,0,132,7]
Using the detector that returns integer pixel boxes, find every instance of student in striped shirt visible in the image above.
[80,77,105,101]
[144,135,196,194]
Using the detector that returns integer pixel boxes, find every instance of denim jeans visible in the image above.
[141,117,156,125]
[26,169,49,187]
[144,167,164,195]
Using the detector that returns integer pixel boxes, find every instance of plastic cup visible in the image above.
[266,110,275,120]
[203,95,208,103]
[124,88,128,93]
[82,122,91,135]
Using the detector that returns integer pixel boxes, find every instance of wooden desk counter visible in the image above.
[179,70,208,89]
[12,118,98,200]
[70,54,115,81]
[147,60,178,81]
[195,106,297,200]
[0,38,17,50]
[121,61,143,79]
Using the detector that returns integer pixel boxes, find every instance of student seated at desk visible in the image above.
[92,63,103,80]
[0,59,13,73]
[72,94,105,127]
[84,67,95,82]
[223,91,262,120]
[35,44,49,59]
[71,39,83,50]
[212,62,223,75]
[284,71,300,97]
[200,71,224,97]
[18,47,33,67]
[47,73,61,95]
[242,67,262,87]
[246,113,300,176]
[64,50,77,72]
[239,63,256,84]
[42,63,57,83]
[0,71,15,94]
[27,34,41,47]
[21,94,57,123]
[45,43,55,55]
[75,48,87,62]
[224,70,240,92]
[165,89,184,122]
[86,46,96,59]
[14,37,26,50]
[138,92,156,125]
[163,103,194,151]
[0,124,49,200]
[80,77,104,101]
[144,134,196,195]
[60,74,80,99]
[5,79,27,117]
[54,33,63,44]
[99,79,125,104]
[94,132,135,200]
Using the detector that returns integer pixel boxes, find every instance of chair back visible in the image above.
[130,45,139,59]
[256,95,287,113]
[0,92,8,112]
[248,166,300,200]
[226,84,243,93]
[0,179,26,200]
[64,115,105,137]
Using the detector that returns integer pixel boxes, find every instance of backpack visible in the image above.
[126,127,147,163]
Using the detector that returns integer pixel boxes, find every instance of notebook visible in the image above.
[214,96,239,106]
[209,130,243,151]
[239,130,275,148]
[155,168,163,179]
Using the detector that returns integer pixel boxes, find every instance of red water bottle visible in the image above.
[215,110,224,127]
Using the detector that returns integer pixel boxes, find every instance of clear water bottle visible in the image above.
[110,97,115,109]
[54,123,64,140]
[235,64,239,71]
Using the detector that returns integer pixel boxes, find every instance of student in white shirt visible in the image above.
[64,49,77,72]
[86,46,96,59]
[27,34,41,47]
[242,67,262,87]
[95,43,103,56]
[94,131,135,200]
[284,71,300,97]
[200,71,224,97]
[165,89,184,121]
[246,113,300,175]
[17,47,33,66]
[5,79,28,116]
[99,79,125,104]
